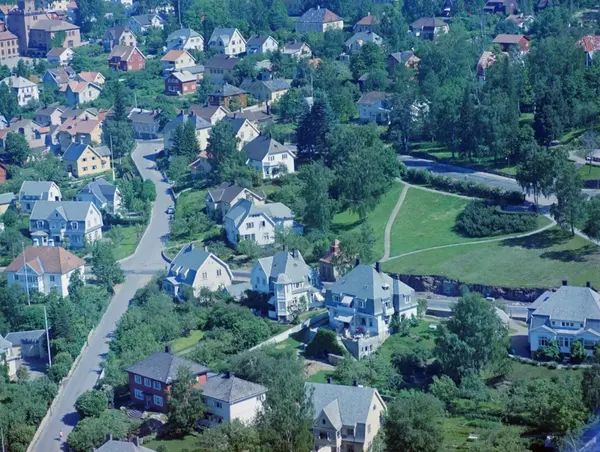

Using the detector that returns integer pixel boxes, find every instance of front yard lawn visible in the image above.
[169,330,205,354]
[143,434,200,452]
[578,164,600,181]
[383,228,600,288]
[112,226,140,261]
[307,369,335,383]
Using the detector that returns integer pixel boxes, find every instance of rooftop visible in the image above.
[357,91,391,105]
[256,250,311,284]
[531,285,600,322]
[201,373,267,403]
[125,352,209,384]
[207,181,265,204]
[243,134,292,161]
[298,6,342,24]
[30,200,97,222]
[493,33,528,44]
[5,246,84,275]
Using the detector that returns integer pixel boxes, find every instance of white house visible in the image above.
[281,41,312,59]
[246,35,278,54]
[206,182,266,221]
[528,282,600,356]
[1,76,39,107]
[5,246,85,297]
[76,178,121,215]
[200,372,267,426]
[163,112,212,153]
[18,181,62,214]
[163,244,233,296]
[167,28,205,51]
[127,14,165,34]
[190,104,230,125]
[224,199,296,246]
[357,91,392,124]
[345,31,383,52]
[64,80,102,106]
[325,262,417,359]
[243,135,295,180]
[208,28,246,56]
[295,6,344,33]
[251,249,316,322]
[46,47,74,66]
[224,116,260,150]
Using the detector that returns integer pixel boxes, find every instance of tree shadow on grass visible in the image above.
[331,218,364,234]
[499,228,571,250]
[540,245,599,263]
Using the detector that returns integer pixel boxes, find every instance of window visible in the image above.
[82,157,87,162]
[246,222,254,229]
[82,167,88,172]
[215,401,223,408]
[50,275,55,282]
[319,431,328,439]
[260,221,266,227]
[322,419,326,425]
[144,377,151,387]
[92,165,97,170]
[134,389,144,400]
[268,156,275,162]
[202,272,208,280]
[263,233,270,240]
[358,299,366,309]
[153,381,161,390]
[347,428,354,436]
[216,269,222,276]
[282,154,288,159]
[153,395,163,406]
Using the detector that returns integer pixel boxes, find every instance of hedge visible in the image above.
[456,201,537,237]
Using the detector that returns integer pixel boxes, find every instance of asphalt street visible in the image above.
[426,298,529,320]
[31,140,171,451]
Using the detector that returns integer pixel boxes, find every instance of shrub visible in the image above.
[75,390,108,419]
[534,341,561,362]
[570,340,588,364]
[305,329,345,359]
[47,352,73,383]
[456,201,537,237]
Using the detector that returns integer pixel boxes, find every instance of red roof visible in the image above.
[356,14,377,26]
[578,35,600,53]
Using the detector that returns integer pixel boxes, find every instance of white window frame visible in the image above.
[153,381,161,390]
[153,395,163,406]
[134,375,142,384]
[134,388,144,400]
[144,377,151,387]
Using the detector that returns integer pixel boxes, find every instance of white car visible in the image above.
[166,206,175,215]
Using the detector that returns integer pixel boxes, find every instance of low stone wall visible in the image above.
[390,273,548,302]
[249,312,329,351]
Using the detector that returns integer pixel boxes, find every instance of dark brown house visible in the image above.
[207,83,247,108]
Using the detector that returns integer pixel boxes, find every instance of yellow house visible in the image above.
[63,143,111,178]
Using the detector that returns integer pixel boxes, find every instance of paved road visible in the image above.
[427,298,529,319]
[32,141,171,451]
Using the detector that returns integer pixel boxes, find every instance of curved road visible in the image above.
[31,141,171,451]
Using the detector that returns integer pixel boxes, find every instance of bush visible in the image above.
[534,341,561,362]
[75,390,108,419]
[305,329,345,359]
[456,201,538,238]
[47,352,73,383]
[570,340,587,364]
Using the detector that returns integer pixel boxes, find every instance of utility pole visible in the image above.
[22,242,30,306]
[44,305,52,367]
[178,0,182,28]
[109,134,116,181]
[1,427,5,452]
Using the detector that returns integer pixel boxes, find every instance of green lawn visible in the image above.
[332,182,404,261]
[578,164,600,181]
[506,360,581,382]
[389,187,551,257]
[112,226,139,261]
[384,227,600,288]
[307,370,335,383]
[168,330,205,354]
[176,188,207,212]
[273,335,303,354]
[144,434,200,452]
[378,319,438,361]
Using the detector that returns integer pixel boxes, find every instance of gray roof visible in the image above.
[224,199,293,228]
[297,7,342,24]
[96,440,156,452]
[169,245,232,285]
[389,51,415,63]
[2,75,35,89]
[210,83,246,97]
[531,286,600,322]
[131,14,162,27]
[224,116,254,135]
[283,41,310,52]
[125,352,209,384]
[167,27,201,42]
[4,329,45,345]
[329,264,414,302]
[63,143,110,162]
[262,78,291,92]
[19,181,59,198]
[209,28,241,47]
[0,192,15,205]
[357,91,391,105]
[256,250,311,285]
[247,35,275,47]
[189,105,230,121]
[207,182,266,204]
[128,108,160,124]
[201,373,267,403]
[244,135,291,161]
[77,178,117,204]
[30,201,95,222]
[163,112,211,135]
[0,334,11,351]
[411,17,447,29]
[204,54,239,70]
[306,382,383,431]
[345,31,382,46]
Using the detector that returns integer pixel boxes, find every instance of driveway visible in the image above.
[31,141,171,451]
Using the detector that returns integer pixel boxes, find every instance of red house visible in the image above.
[164,71,197,96]
[0,162,7,184]
[125,348,209,412]
[108,45,146,72]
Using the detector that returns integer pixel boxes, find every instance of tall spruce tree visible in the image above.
[103,82,134,160]
[296,91,336,158]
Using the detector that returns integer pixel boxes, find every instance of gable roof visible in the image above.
[247,34,277,47]
[63,142,110,162]
[4,329,45,345]
[31,19,79,32]
[207,181,265,203]
[209,27,244,47]
[345,31,382,46]
[19,181,59,197]
[262,78,291,92]
[5,246,84,274]
[168,71,196,83]
[356,13,378,26]
[161,49,194,62]
[77,177,117,204]
[256,250,311,284]
[243,135,292,161]
[411,17,447,29]
[225,199,293,227]
[298,7,342,24]
[77,72,104,83]
[283,41,310,52]
[492,33,528,44]
[96,440,156,452]
[167,27,201,42]
[103,26,129,41]
[0,192,14,205]
[46,47,70,57]
[578,35,600,52]
[30,200,98,222]
[224,116,257,136]
[128,108,160,124]
[2,75,35,89]
[531,286,600,321]
[201,373,267,403]
[329,264,414,301]
[0,334,10,351]
[66,80,100,94]
[125,352,209,384]
[210,83,246,97]
[109,45,144,61]
[205,54,239,71]
[163,112,211,135]
[189,104,231,121]
[131,13,163,27]
[44,67,73,85]
[357,91,391,105]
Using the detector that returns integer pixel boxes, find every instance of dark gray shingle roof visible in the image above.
[96,440,156,452]
[201,373,267,403]
[532,286,600,321]
[30,201,96,222]
[125,352,209,384]
[4,329,45,345]
[77,178,117,204]
[243,135,290,161]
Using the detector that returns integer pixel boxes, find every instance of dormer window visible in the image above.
[322,419,326,425]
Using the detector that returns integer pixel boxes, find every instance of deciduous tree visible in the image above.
[552,161,586,235]
[168,365,206,435]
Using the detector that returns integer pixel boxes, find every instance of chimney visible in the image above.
[353,379,359,387]
[355,258,361,267]
[106,433,113,442]
[326,376,332,384]
[587,281,592,288]
[375,261,381,273]
[317,4,320,9]
[226,370,233,378]
[562,280,568,286]
[132,437,140,447]
[204,246,209,252]
[292,249,299,258]
[165,344,171,354]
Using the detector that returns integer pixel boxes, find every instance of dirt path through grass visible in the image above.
[383,184,409,260]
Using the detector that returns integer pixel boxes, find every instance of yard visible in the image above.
[332,182,404,260]
[383,227,600,288]
[143,434,200,452]
[168,330,205,354]
[111,225,140,261]
[578,163,600,181]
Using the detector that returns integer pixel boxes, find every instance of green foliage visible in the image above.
[91,241,125,290]
[5,132,31,165]
[51,30,66,49]
[298,162,334,232]
[428,375,457,405]
[68,411,132,452]
[333,352,402,392]
[296,90,336,158]
[552,161,586,235]
[305,329,344,359]
[168,365,206,435]
[75,390,108,419]
[458,372,489,410]
[196,420,260,452]
[456,201,537,238]
[102,81,135,160]
[274,88,304,123]
[570,340,587,364]
[47,352,73,383]
[391,344,432,383]
[206,120,245,184]
[237,239,262,260]
[117,178,156,216]
[582,364,600,412]
[584,196,600,239]
[0,80,18,121]
[534,340,561,362]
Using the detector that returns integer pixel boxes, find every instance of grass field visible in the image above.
[578,164,600,181]
[168,330,205,354]
[389,187,551,257]
[112,226,139,261]
[307,370,335,383]
[144,434,199,452]
[332,182,404,261]
[384,227,600,288]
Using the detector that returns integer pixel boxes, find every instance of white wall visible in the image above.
[191,257,232,293]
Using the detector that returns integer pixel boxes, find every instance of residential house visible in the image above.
[42,66,74,91]
[354,13,379,32]
[163,244,233,296]
[96,438,156,452]
[357,91,392,124]
[283,0,302,15]
[528,282,600,356]
[240,79,290,103]
[246,35,278,54]
[4,329,46,361]
[165,71,197,96]
[208,27,246,56]
[0,192,14,212]
[306,382,386,452]
[506,13,534,29]
[204,54,239,83]
[1,76,39,106]
[232,107,274,126]
[319,239,341,282]
[410,17,449,40]
[163,111,212,152]
[127,108,161,139]
[76,177,121,214]
[0,5,16,22]
[64,80,102,106]
[126,349,210,413]
[577,35,600,66]
[26,19,80,56]
[102,26,136,51]
[483,0,519,14]
[0,31,18,60]
[46,46,73,65]
[29,200,103,248]
[57,116,103,151]
[224,116,260,149]
[224,199,296,246]
[0,333,17,377]
[200,372,267,426]
[60,106,98,123]
[5,245,85,296]
[208,83,247,108]
[387,51,420,73]
[205,181,266,221]
[188,151,211,177]
[18,180,62,213]
[492,34,530,53]
[325,262,417,359]
[244,135,295,179]
[345,31,383,52]
[189,104,230,125]
[76,71,105,85]
[160,49,196,74]
[63,142,111,178]
[477,50,501,82]
[108,45,146,71]
[295,7,344,33]
[166,27,204,51]
[35,105,64,126]
[251,249,316,321]
[281,41,312,59]
[127,13,165,34]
